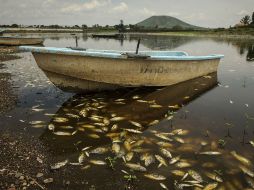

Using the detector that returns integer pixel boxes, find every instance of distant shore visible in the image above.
[1,27,254,39]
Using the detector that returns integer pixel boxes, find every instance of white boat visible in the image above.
[19,46,223,92]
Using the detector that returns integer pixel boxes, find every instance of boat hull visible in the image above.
[33,52,220,87]
[0,37,44,45]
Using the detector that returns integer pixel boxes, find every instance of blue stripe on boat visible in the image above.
[19,46,224,61]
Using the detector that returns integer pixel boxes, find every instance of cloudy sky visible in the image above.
[0,0,253,28]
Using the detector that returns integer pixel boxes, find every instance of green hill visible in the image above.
[136,15,206,30]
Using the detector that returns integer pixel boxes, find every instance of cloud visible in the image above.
[112,2,128,13]
[140,8,156,16]
[237,10,249,16]
[61,0,110,13]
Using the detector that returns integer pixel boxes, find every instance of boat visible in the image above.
[0,37,44,45]
[19,46,223,92]
[91,33,124,39]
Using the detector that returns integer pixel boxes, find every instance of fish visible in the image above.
[160,148,172,158]
[144,173,166,180]
[156,141,173,148]
[78,153,86,164]
[124,140,132,151]
[103,118,110,125]
[90,147,108,154]
[125,152,134,162]
[140,153,155,166]
[94,123,106,127]
[199,151,221,155]
[110,117,126,121]
[124,128,142,134]
[89,160,107,165]
[112,143,121,154]
[111,124,118,131]
[231,151,251,166]
[175,161,191,168]
[203,183,218,190]
[89,116,102,122]
[150,104,163,108]
[80,124,96,129]
[239,165,254,177]
[155,155,168,167]
[53,131,72,136]
[125,163,147,172]
[155,134,173,141]
[50,160,68,170]
[188,170,203,183]
[53,117,69,123]
[132,95,140,99]
[129,121,142,128]
[174,137,185,144]
[88,134,100,139]
[169,156,181,164]
[66,113,80,119]
[148,120,159,126]
[29,121,44,125]
[81,165,91,170]
[181,173,189,181]
[205,172,223,183]
[171,170,185,176]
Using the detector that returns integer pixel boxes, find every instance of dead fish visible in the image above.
[81,165,91,170]
[58,125,74,129]
[160,148,172,158]
[170,156,181,164]
[90,147,108,154]
[110,117,126,121]
[124,140,132,151]
[78,153,86,164]
[203,183,218,190]
[181,173,189,181]
[160,183,168,190]
[94,123,106,127]
[150,104,163,108]
[131,140,145,147]
[250,141,254,147]
[144,173,166,180]
[132,148,150,153]
[148,120,159,126]
[103,118,110,125]
[205,172,223,183]
[66,113,80,119]
[199,151,221,155]
[175,161,191,168]
[32,108,44,112]
[188,170,203,183]
[89,160,107,165]
[125,163,147,172]
[53,131,72,136]
[88,134,100,139]
[231,151,251,166]
[29,121,44,125]
[53,117,69,123]
[79,109,87,117]
[155,134,173,141]
[239,165,254,177]
[89,116,102,122]
[156,141,173,148]
[174,137,185,144]
[112,143,120,154]
[171,170,185,176]
[124,128,142,134]
[129,121,142,128]
[132,95,140,99]
[115,98,125,102]
[125,152,134,162]
[155,155,168,167]
[140,153,155,166]
[111,124,118,131]
[48,123,55,131]
[50,160,68,170]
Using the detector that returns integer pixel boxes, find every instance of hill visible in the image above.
[136,15,206,30]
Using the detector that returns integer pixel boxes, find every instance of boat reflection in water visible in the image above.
[40,73,218,154]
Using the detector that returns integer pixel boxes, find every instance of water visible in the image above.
[0,34,254,189]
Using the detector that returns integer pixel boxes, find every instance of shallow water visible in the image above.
[0,34,254,189]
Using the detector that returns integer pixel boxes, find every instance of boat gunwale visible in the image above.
[19,46,224,61]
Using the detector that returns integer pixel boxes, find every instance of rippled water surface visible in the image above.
[1,34,254,189]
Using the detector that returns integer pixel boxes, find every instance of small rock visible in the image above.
[36,173,43,178]
[19,176,25,180]
[15,173,22,178]
[43,178,53,184]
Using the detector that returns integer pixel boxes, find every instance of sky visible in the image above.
[0,0,253,28]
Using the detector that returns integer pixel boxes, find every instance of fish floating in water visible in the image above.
[155,155,168,167]
[144,173,166,180]
[188,170,203,183]
[231,151,251,166]
[124,128,142,134]
[199,151,221,155]
[160,148,172,159]
[89,160,107,165]
[50,160,68,170]
[125,163,147,172]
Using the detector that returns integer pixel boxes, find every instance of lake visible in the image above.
[0,34,254,189]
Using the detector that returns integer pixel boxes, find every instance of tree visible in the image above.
[82,24,88,29]
[116,20,125,33]
[240,15,251,25]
